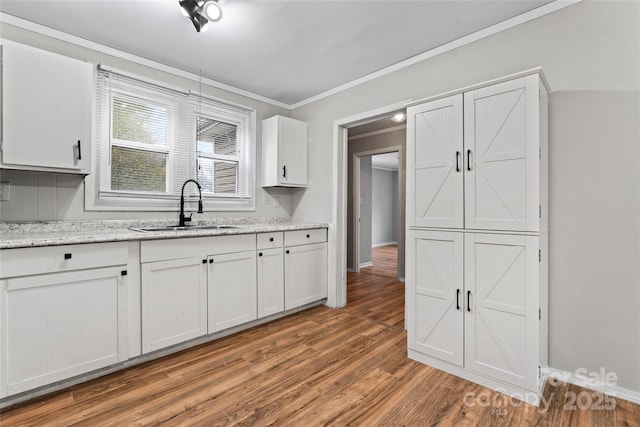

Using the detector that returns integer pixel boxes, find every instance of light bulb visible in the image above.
[390,113,406,123]
[203,0,222,22]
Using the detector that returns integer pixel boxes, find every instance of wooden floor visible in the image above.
[2,245,639,426]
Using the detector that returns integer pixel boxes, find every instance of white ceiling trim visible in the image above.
[290,0,581,109]
[1,1,579,111]
[0,12,291,110]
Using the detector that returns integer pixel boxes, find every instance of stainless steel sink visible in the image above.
[130,225,242,232]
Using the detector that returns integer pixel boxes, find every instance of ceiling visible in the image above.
[0,0,553,106]
[372,153,399,171]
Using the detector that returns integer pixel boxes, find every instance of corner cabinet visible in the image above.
[262,115,308,187]
[0,42,92,174]
[406,69,548,404]
[0,243,130,398]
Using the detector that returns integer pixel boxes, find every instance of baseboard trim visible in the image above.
[359,262,372,268]
[546,367,640,405]
[372,241,398,248]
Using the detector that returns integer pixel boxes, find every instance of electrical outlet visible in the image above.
[0,181,10,201]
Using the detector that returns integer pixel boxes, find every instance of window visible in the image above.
[87,68,255,211]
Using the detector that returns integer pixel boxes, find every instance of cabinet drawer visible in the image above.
[284,228,327,247]
[257,232,283,250]
[0,242,128,278]
[141,234,256,263]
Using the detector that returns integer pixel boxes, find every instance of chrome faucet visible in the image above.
[179,179,204,227]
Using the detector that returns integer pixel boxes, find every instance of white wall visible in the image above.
[0,23,293,221]
[359,157,372,266]
[291,1,640,392]
[372,167,397,246]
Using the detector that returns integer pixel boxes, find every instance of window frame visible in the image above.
[86,68,257,212]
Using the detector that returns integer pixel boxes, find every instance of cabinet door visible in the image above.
[257,248,284,318]
[407,95,464,228]
[208,251,257,333]
[464,233,538,390]
[141,257,207,353]
[0,267,127,397]
[407,230,464,366]
[278,117,308,186]
[464,76,540,231]
[1,43,92,172]
[284,242,327,310]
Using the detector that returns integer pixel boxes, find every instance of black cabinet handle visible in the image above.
[286,250,290,254]
[467,150,472,171]
[456,289,460,310]
[202,259,207,264]
[121,270,127,276]
[77,140,82,160]
[269,237,274,242]
[64,253,72,260]
[258,252,263,257]
[306,234,310,238]
[282,165,287,178]
[467,291,471,312]
[455,151,461,172]
[209,259,214,263]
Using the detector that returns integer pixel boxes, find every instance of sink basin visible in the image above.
[130,225,242,232]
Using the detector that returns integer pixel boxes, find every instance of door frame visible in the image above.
[351,147,402,274]
[329,99,410,308]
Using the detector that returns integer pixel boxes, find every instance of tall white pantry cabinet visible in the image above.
[406,69,549,404]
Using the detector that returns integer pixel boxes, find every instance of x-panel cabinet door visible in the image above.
[408,229,464,366]
[407,95,464,228]
[464,76,540,232]
[464,233,538,390]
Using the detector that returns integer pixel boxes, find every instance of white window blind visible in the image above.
[88,67,255,211]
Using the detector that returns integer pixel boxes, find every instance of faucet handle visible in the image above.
[184,213,193,223]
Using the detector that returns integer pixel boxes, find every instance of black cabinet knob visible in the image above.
[269,237,274,242]
[209,259,214,263]
[286,250,290,254]
[202,259,207,264]
[121,270,128,276]
[306,234,310,238]
[259,252,263,257]
[64,253,72,260]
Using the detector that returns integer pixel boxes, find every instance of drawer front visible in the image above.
[284,228,327,247]
[0,242,128,278]
[257,232,284,250]
[141,233,256,263]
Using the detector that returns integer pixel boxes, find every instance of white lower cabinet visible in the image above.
[141,257,207,353]
[208,251,257,333]
[284,240,328,310]
[407,229,543,398]
[257,248,284,317]
[0,243,129,398]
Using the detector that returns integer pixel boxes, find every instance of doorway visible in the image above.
[351,150,400,279]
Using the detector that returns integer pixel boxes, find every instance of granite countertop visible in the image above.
[0,218,328,249]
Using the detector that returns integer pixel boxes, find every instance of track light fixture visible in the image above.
[179,0,222,33]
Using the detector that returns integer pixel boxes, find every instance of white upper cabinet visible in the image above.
[407,73,544,232]
[407,95,464,228]
[464,76,540,232]
[262,115,308,187]
[1,42,93,174]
